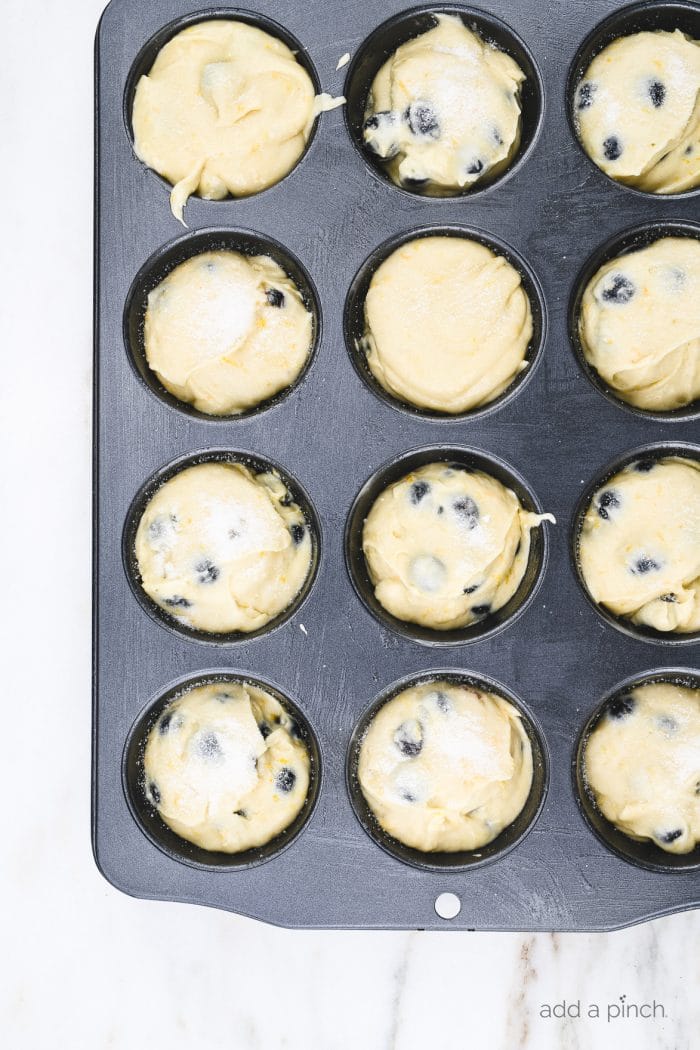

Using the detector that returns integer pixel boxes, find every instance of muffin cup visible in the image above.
[123,227,321,421]
[574,667,700,873]
[346,668,549,871]
[344,3,544,198]
[570,441,700,646]
[123,7,322,203]
[344,444,550,646]
[123,669,322,870]
[122,448,321,645]
[343,224,546,422]
[566,0,700,199]
[568,220,700,422]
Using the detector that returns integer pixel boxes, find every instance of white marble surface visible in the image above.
[2,1,698,1046]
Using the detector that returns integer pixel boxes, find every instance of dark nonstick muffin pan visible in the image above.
[94,0,700,929]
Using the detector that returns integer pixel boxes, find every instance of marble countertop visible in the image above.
[3,0,698,1045]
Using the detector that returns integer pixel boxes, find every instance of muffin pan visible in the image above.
[94,0,700,930]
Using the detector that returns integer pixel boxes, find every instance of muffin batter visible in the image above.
[358,680,533,852]
[144,681,311,852]
[362,462,554,630]
[144,250,313,415]
[134,462,312,634]
[575,29,700,194]
[363,236,533,413]
[132,20,317,222]
[579,236,700,411]
[584,681,700,854]
[578,456,700,633]
[363,15,526,192]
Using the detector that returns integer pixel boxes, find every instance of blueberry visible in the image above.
[401,790,417,803]
[685,144,694,156]
[265,288,285,308]
[463,583,479,595]
[632,556,661,575]
[393,720,423,757]
[660,593,677,603]
[648,80,665,107]
[660,828,682,844]
[290,523,305,545]
[410,480,430,505]
[634,458,655,473]
[667,267,686,289]
[453,496,479,529]
[158,711,173,735]
[657,715,677,734]
[288,719,302,740]
[466,159,484,175]
[601,273,635,304]
[492,127,504,146]
[603,136,622,161]
[148,515,176,542]
[608,694,635,719]
[596,489,620,520]
[472,604,491,618]
[198,732,223,760]
[406,101,440,139]
[363,110,400,157]
[434,691,451,713]
[577,81,596,109]
[276,767,296,793]
[148,780,161,805]
[409,555,446,592]
[164,595,192,609]
[195,559,220,584]
[234,809,247,818]
[437,506,444,515]
[258,722,271,739]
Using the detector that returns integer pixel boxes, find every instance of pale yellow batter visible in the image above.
[144,681,310,852]
[363,15,525,191]
[579,237,700,411]
[363,236,533,413]
[584,682,700,854]
[358,680,533,852]
[132,20,318,222]
[362,462,554,630]
[578,457,700,633]
[144,250,313,415]
[134,462,312,634]
[576,29,700,194]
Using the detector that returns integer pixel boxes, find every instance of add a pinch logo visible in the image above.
[539,996,667,1022]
